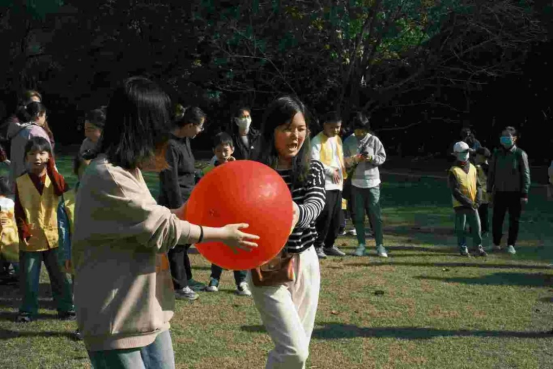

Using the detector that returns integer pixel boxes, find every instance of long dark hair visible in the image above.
[258,96,312,185]
[100,76,172,170]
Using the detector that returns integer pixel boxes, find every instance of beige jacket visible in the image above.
[73,154,196,351]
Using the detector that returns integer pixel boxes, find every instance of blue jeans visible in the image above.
[19,249,74,316]
[88,330,175,369]
[351,185,384,246]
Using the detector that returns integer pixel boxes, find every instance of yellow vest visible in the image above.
[450,164,477,208]
[476,165,489,204]
[16,174,59,252]
[0,197,19,262]
[317,132,347,179]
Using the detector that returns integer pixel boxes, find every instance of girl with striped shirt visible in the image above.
[250,96,326,368]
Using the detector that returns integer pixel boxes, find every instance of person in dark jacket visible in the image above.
[487,126,531,255]
[158,105,207,301]
[229,107,262,160]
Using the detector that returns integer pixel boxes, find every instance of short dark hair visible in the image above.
[174,105,206,128]
[100,76,172,170]
[0,176,12,197]
[16,102,46,123]
[475,147,491,158]
[323,111,342,125]
[24,136,52,162]
[352,111,370,130]
[502,126,518,137]
[212,132,234,149]
[85,107,107,129]
[258,96,312,184]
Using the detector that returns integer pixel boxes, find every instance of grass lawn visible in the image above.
[1,155,553,368]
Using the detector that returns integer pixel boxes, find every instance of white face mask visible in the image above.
[235,117,251,131]
[457,152,470,162]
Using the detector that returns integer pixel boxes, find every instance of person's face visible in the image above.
[184,118,205,139]
[274,112,307,160]
[214,143,234,163]
[26,149,50,173]
[238,110,251,119]
[35,112,46,127]
[354,128,367,139]
[501,130,517,145]
[475,154,485,164]
[84,121,102,143]
[323,121,341,138]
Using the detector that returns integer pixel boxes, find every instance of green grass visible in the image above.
[1,157,553,368]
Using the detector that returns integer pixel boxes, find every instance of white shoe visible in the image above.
[507,245,516,255]
[236,282,252,296]
[376,245,388,258]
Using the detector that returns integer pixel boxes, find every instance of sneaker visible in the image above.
[316,248,327,259]
[324,245,346,257]
[347,229,357,236]
[376,245,388,258]
[204,278,219,292]
[74,329,82,340]
[187,279,206,291]
[175,286,199,301]
[352,245,367,257]
[474,245,487,257]
[507,245,516,255]
[15,312,32,323]
[338,228,346,236]
[58,311,77,321]
[236,282,252,296]
[459,246,470,257]
[493,244,502,252]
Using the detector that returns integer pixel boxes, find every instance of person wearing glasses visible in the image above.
[158,105,207,301]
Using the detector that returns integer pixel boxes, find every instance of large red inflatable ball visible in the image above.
[183,160,293,270]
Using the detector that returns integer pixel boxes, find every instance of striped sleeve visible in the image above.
[296,160,326,229]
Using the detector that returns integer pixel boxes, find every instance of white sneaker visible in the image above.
[352,245,367,256]
[507,245,516,255]
[376,245,388,258]
[236,282,252,296]
[347,229,357,236]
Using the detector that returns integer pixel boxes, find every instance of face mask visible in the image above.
[457,152,469,162]
[500,136,513,147]
[235,117,252,131]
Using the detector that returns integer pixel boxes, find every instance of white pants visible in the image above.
[249,247,320,369]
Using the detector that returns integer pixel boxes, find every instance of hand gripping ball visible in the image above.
[183,160,293,270]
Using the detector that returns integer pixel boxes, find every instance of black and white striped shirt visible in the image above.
[277,160,326,253]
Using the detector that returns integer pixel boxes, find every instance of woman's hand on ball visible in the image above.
[222,224,260,254]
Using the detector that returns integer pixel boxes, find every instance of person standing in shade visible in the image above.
[344,112,388,258]
[487,126,530,255]
[158,105,207,300]
[80,107,106,155]
[310,111,346,258]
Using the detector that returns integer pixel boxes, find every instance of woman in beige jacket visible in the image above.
[72,77,259,369]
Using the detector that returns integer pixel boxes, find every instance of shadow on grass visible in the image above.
[0,328,75,340]
[240,324,552,339]
[386,246,455,253]
[0,311,59,322]
[416,272,553,288]
[312,323,552,340]
[346,261,552,270]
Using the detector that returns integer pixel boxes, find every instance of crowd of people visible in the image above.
[0,79,550,369]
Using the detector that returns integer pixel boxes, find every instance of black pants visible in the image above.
[492,192,523,246]
[168,244,192,290]
[478,203,489,235]
[210,264,246,286]
[315,190,342,249]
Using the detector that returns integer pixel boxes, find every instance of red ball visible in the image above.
[183,160,293,270]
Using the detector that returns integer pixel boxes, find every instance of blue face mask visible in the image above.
[500,136,514,147]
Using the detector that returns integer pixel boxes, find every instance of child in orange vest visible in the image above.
[448,142,485,257]
[14,136,74,322]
